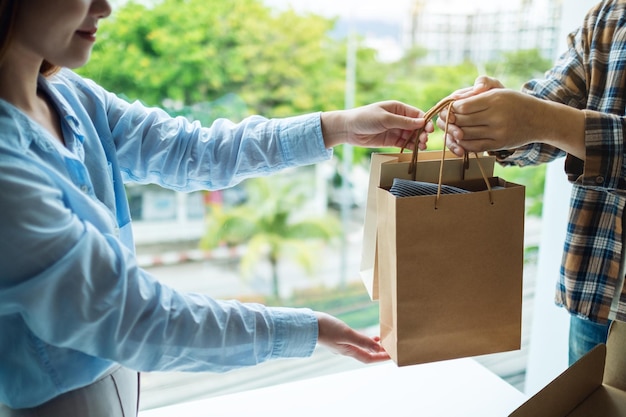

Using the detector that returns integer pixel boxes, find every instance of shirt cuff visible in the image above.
[579,110,624,189]
[269,307,318,359]
[277,113,333,166]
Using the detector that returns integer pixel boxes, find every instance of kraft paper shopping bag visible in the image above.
[376,173,525,366]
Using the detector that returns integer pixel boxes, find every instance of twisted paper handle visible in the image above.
[401,97,493,207]
[400,97,455,179]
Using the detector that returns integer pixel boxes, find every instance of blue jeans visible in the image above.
[568,315,611,366]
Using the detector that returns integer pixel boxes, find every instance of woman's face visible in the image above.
[13,0,112,69]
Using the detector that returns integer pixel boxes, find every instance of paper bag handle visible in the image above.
[401,97,494,208]
[400,97,455,178]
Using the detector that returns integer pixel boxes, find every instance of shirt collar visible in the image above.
[37,73,85,147]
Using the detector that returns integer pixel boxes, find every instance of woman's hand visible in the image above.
[321,100,433,151]
[315,311,390,364]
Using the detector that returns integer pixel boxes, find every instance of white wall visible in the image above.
[524,0,600,396]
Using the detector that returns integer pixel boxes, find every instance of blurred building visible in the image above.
[127,184,207,246]
[407,0,563,65]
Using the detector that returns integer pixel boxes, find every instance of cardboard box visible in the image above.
[510,320,626,416]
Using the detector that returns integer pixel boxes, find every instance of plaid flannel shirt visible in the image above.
[498,0,626,324]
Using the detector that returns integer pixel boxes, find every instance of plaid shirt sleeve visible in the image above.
[500,0,626,323]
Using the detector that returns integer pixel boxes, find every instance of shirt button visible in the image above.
[80,185,89,193]
[595,176,604,184]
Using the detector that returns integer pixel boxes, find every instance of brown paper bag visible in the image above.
[360,150,496,299]
[376,172,525,366]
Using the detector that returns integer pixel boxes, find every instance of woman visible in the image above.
[0,0,432,415]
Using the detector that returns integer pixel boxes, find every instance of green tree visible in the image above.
[79,0,352,116]
[200,175,341,301]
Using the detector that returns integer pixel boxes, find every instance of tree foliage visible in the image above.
[80,0,355,116]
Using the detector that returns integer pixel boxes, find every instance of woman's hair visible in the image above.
[0,0,60,76]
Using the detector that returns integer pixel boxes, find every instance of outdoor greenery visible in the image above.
[80,0,348,115]
[199,176,341,301]
[79,0,554,299]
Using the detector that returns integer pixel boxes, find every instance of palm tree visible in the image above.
[200,174,341,301]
